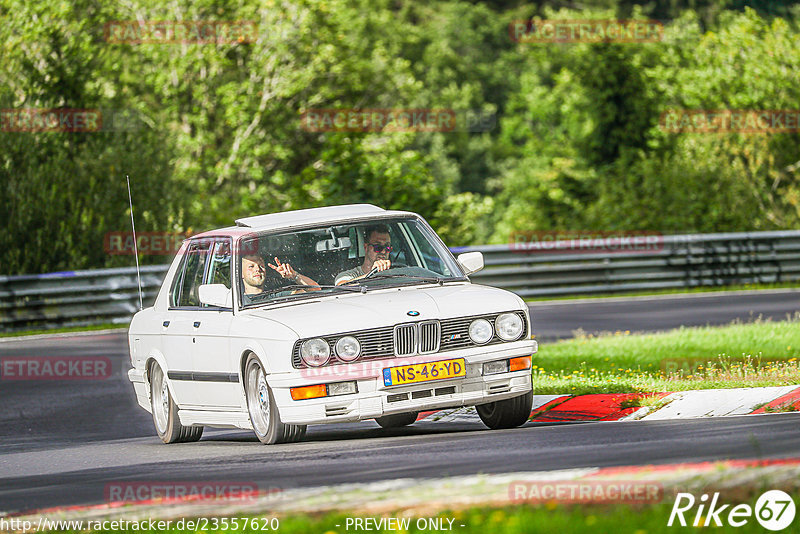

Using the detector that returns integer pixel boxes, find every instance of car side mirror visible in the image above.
[198,284,232,308]
[457,251,484,275]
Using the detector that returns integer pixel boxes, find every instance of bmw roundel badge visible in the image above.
[407,310,420,317]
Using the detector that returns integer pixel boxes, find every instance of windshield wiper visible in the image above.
[361,274,445,285]
[249,284,364,302]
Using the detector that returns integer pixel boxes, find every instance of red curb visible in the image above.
[597,392,671,421]
[585,457,800,478]
[530,393,672,422]
[416,410,439,421]
[528,395,572,420]
[750,386,800,414]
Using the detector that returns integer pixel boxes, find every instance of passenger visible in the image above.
[241,254,319,304]
[335,225,392,285]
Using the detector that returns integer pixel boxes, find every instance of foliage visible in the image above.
[1,1,799,274]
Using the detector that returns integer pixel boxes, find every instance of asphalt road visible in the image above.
[531,289,800,340]
[1,290,799,514]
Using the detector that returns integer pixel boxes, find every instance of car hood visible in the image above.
[246,283,525,338]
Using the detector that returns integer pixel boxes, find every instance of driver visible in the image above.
[335,225,392,285]
[242,254,319,304]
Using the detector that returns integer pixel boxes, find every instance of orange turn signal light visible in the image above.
[510,356,532,372]
[290,384,327,401]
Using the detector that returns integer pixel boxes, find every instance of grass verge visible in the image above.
[524,281,800,302]
[533,315,800,395]
[0,323,125,338]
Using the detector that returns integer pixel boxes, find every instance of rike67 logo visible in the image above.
[668,490,796,531]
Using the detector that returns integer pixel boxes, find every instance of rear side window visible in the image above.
[170,240,211,307]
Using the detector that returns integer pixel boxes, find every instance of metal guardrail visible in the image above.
[0,266,169,333]
[2,231,800,333]
[461,230,800,298]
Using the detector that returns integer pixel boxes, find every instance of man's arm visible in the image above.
[269,257,320,290]
[294,272,319,288]
[334,260,391,285]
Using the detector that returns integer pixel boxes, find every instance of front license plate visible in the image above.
[383,358,466,387]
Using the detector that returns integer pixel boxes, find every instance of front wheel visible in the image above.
[375,412,418,428]
[244,355,306,444]
[149,364,203,444]
[476,391,533,430]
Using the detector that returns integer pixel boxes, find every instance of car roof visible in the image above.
[235,204,388,229]
[190,204,417,239]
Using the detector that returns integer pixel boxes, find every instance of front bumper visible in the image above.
[269,339,537,425]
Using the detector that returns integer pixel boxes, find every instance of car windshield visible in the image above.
[238,217,465,308]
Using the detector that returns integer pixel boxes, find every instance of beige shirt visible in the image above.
[334,265,365,285]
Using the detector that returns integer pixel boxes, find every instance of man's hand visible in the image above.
[268,257,298,281]
[373,259,391,272]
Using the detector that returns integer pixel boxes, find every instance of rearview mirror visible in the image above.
[457,251,484,275]
[198,284,232,308]
[316,236,352,252]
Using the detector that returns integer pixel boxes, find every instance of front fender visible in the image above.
[142,349,174,405]
[238,340,272,375]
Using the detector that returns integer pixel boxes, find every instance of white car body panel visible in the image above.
[246,283,524,340]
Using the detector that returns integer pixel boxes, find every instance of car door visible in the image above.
[189,238,240,408]
[162,239,212,406]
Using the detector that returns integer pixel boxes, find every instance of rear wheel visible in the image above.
[476,391,533,430]
[375,412,418,428]
[244,355,306,444]
[149,364,203,444]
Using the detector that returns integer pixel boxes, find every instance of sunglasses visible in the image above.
[368,243,393,253]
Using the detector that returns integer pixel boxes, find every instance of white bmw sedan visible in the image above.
[127,204,537,444]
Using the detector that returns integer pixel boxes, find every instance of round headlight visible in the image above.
[300,338,330,367]
[496,313,524,341]
[469,319,493,344]
[335,336,361,362]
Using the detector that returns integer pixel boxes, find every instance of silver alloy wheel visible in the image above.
[151,365,169,434]
[246,360,270,437]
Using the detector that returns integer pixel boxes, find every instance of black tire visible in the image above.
[375,412,418,428]
[244,355,306,444]
[476,391,533,430]
[149,363,203,444]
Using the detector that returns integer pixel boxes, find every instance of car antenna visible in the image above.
[126,175,144,310]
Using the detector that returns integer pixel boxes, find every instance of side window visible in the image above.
[175,240,211,307]
[207,240,232,289]
[402,222,449,275]
[169,253,189,307]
